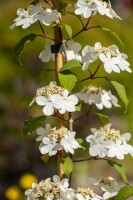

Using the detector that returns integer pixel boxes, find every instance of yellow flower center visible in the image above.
[50,126,70,140]
[37,82,64,96]
[100,126,122,142]
[76,187,93,198]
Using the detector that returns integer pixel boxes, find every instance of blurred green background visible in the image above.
[0,0,133,199]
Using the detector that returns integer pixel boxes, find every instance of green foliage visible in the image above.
[76,138,87,150]
[62,157,73,177]
[114,186,133,200]
[58,70,77,92]
[15,33,37,64]
[60,60,82,72]
[107,160,128,184]
[111,80,129,113]
[105,77,129,112]
[95,113,110,126]
[63,24,73,38]
[59,1,71,13]
[75,101,81,111]
[23,116,45,136]
[98,26,124,48]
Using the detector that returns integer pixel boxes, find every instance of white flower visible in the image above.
[86,133,110,158]
[25,183,37,200]
[116,51,132,73]
[82,45,98,71]
[36,124,51,141]
[10,5,40,29]
[65,40,82,62]
[39,137,59,156]
[76,85,120,110]
[61,132,80,154]
[99,52,120,73]
[81,42,131,73]
[37,8,60,26]
[53,175,69,188]
[100,177,120,200]
[39,43,55,63]
[75,0,97,18]
[30,83,78,116]
[37,125,80,156]
[86,124,133,159]
[35,95,61,116]
[52,90,79,114]
[95,0,121,19]
[87,177,119,200]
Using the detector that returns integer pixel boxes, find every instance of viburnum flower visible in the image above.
[76,85,120,110]
[81,42,131,73]
[75,0,121,19]
[65,40,82,62]
[25,182,37,200]
[74,0,97,18]
[10,5,40,29]
[29,82,78,116]
[39,43,55,63]
[87,177,120,200]
[25,175,70,200]
[36,125,81,156]
[52,90,79,114]
[95,0,121,19]
[86,123,133,159]
[82,45,98,71]
[37,7,60,26]
[75,187,102,200]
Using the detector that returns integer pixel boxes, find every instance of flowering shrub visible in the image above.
[10,0,133,199]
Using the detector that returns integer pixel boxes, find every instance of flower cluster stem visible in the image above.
[52,0,67,179]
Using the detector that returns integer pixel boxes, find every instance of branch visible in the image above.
[44,0,53,8]
[73,156,108,163]
[37,21,56,41]
[77,62,101,84]
[70,16,92,40]
[74,104,93,121]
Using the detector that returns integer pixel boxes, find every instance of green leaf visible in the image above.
[59,1,71,13]
[98,26,124,49]
[111,80,129,113]
[95,113,110,126]
[75,102,81,111]
[114,186,133,200]
[60,60,82,72]
[76,138,87,150]
[15,33,37,64]
[107,160,128,184]
[63,24,73,38]
[23,116,45,136]
[58,70,77,92]
[62,157,73,177]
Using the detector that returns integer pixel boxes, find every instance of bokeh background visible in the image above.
[0,0,133,199]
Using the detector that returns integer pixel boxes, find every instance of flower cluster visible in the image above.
[10,5,60,29]
[81,42,131,73]
[86,123,133,159]
[87,176,120,200]
[25,175,104,200]
[36,124,81,155]
[76,85,120,110]
[30,82,78,116]
[75,0,121,19]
